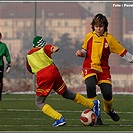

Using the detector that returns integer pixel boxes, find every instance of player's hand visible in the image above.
[6,63,11,73]
[76,50,82,57]
[52,46,59,52]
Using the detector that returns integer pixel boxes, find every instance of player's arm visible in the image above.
[44,44,59,56]
[5,44,11,73]
[76,49,87,57]
[109,35,133,63]
[122,52,133,63]
[76,33,91,58]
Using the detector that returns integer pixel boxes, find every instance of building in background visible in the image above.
[0,2,93,50]
[0,2,132,92]
[0,2,132,56]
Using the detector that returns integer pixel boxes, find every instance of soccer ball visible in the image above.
[80,109,96,126]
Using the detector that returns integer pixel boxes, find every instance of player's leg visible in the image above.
[0,66,4,101]
[85,76,97,99]
[85,76,103,125]
[54,68,100,126]
[99,83,120,121]
[61,87,101,125]
[35,68,66,127]
[62,88,94,109]
[35,95,66,127]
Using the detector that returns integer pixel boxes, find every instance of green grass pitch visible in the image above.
[0,93,133,132]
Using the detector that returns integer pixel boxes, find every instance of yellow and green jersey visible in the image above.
[82,31,127,72]
[0,41,11,66]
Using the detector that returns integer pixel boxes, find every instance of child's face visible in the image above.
[94,25,105,36]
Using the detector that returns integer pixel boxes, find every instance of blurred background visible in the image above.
[0,1,133,93]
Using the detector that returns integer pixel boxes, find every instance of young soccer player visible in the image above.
[26,36,100,127]
[76,13,133,125]
[0,32,11,101]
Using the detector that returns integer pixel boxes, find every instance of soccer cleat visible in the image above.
[52,117,66,127]
[92,100,100,117]
[106,109,120,121]
[95,115,103,125]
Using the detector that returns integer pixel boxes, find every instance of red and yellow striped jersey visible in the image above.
[82,31,127,72]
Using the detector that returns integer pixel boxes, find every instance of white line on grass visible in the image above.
[1,116,132,123]
[0,108,133,114]
[0,124,133,127]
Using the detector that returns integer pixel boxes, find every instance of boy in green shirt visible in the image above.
[0,32,11,101]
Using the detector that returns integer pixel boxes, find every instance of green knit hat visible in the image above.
[32,36,47,47]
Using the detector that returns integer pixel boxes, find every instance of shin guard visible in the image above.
[74,93,94,109]
[42,104,62,120]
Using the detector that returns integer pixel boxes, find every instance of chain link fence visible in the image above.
[0,2,132,93]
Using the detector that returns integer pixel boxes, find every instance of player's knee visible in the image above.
[100,83,112,101]
[35,99,45,110]
[87,89,97,98]
[102,89,112,101]
[103,93,112,101]
[35,96,46,109]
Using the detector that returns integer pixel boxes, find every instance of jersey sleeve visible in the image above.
[44,44,53,58]
[82,32,92,50]
[109,35,127,56]
[4,44,11,64]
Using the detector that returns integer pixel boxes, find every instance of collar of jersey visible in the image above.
[93,31,107,37]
